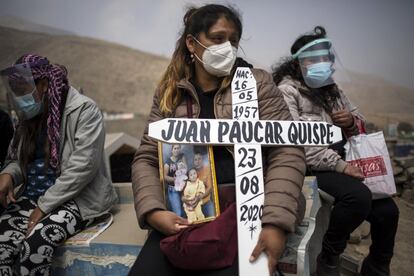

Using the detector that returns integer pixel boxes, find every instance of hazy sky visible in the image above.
[1,0,414,89]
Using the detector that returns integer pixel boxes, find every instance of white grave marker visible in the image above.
[231,68,267,275]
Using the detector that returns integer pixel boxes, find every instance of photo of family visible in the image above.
[158,143,220,223]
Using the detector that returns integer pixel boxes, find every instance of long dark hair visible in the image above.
[10,55,68,175]
[158,4,243,114]
[272,26,341,113]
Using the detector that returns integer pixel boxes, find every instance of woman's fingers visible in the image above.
[7,189,15,203]
[147,210,190,236]
[249,240,264,262]
[266,253,278,276]
[26,222,36,237]
[175,214,190,225]
[344,164,364,180]
[332,110,354,128]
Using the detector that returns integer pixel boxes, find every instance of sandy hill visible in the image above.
[340,72,414,127]
[1,25,413,137]
[0,15,75,36]
[0,26,169,118]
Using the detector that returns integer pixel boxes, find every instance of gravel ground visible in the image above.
[345,197,414,275]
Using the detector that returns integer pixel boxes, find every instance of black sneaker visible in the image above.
[316,252,340,276]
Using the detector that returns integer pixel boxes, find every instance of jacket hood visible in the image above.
[279,76,304,90]
[64,86,96,114]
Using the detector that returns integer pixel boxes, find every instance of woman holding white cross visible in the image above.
[130,4,306,276]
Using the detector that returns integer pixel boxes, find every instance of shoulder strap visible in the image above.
[186,96,193,118]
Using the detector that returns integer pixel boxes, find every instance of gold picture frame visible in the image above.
[158,142,220,224]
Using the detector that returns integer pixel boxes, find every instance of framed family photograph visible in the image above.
[158,142,220,224]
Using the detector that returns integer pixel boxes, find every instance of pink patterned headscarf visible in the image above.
[8,54,69,172]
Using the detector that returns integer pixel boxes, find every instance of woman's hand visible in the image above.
[0,174,15,208]
[26,207,45,237]
[343,164,364,180]
[331,109,354,129]
[146,210,190,236]
[250,224,287,276]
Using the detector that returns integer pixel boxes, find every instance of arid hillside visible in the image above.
[1,25,413,137]
[0,26,169,119]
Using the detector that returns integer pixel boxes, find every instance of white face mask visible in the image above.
[193,37,238,77]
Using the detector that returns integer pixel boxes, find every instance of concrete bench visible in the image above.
[51,183,147,275]
[52,177,329,276]
[52,133,143,275]
[276,176,331,275]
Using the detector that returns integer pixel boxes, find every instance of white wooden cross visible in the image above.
[149,68,342,275]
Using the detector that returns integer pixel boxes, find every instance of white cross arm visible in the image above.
[148,118,342,146]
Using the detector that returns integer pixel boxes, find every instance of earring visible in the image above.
[190,53,195,63]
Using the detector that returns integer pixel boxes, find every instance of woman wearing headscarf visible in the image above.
[0,54,118,275]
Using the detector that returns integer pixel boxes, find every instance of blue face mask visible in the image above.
[14,88,43,120]
[304,62,334,88]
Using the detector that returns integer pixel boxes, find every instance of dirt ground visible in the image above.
[345,197,414,275]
